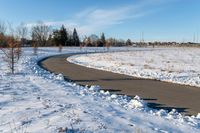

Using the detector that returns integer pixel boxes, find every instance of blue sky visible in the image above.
[0,0,200,42]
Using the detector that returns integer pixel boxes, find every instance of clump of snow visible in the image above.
[155,109,168,117]
[110,94,118,99]
[196,113,200,119]
[99,90,110,96]
[127,95,145,109]
[55,73,64,80]
[89,85,101,92]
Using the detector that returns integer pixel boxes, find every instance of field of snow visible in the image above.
[68,47,200,88]
[0,47,200,133]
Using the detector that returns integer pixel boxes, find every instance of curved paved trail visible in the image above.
[39,54,200,115]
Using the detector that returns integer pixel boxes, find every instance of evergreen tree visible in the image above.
[68,34,73,46]
[72,28,80,46]
[96,39,102,47]
[59,25,68,46]
[126,39,132,46]
[100,33,106,46]
[52,30,60,46]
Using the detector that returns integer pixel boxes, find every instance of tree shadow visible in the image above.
[103,89,122,92]
[73,79,98,82]
[147,102,189,114]
[100,77,155,81]
[101,90,190,114]
[142,98,157,101]
[101,78,134,81]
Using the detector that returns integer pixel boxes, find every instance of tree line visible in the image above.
[31,23,81,47]
[1,20,135,49]
[30,23,132,48]
[0,20,132,74]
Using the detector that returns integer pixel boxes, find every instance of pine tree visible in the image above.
[126,39,132,46]
[68,34,73,46]
[59,25,68,46]
[72,28,80,46]
[100,33,106,46]
[52,30,61,46]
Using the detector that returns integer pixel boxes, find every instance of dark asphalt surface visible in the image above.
[39,53,200,115]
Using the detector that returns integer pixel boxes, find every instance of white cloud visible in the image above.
[26,0,165,36]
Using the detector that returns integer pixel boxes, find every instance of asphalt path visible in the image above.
[38,53,200,115]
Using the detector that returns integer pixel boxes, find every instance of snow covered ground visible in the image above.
[0,47,200,133]
[68,47,200,88]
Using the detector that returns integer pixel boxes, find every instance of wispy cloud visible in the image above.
[26,0,167,36]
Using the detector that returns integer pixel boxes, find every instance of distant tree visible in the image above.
[100,33,106,47]
[118,39,126,46]
[0,33,6,47]
[0,21,7,48]
[15,23,28,58]
[106,38,112,51]
[58,44,63,53]
[84,37,92,47]
[68,33,74,46]
[31,22,51,47]
[72,28,80,46]
[88,34,99,46]
[113,38,117,46]
[52,26,80,47]
[80,42,83,51]
[82,36,87,47]
[47,34,53,46]
[16,23,28,46]
[32,42,38,55]
[52,29,61,46]
[96,39,102,47]
[0,20,7,34]
[59,25,68,46]
[126,39,132,46]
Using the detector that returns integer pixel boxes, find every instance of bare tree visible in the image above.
[126,39,132,46]
[0,23,22,74]
[15,23,28,59]
[16,23,28,46]
[0,20,7,34]
[106,38,114,51]
[80,42,83,51]
[0,36,21,74]
[32,41,38,55]
[58,44,63,53]
[31,22,51,47]
[0,21,7,47]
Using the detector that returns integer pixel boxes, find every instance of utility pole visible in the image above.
[193,32,199,43]
[193,33,196,43]
[142,32,144,43]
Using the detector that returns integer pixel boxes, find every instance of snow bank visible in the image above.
[0,47,200,132]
